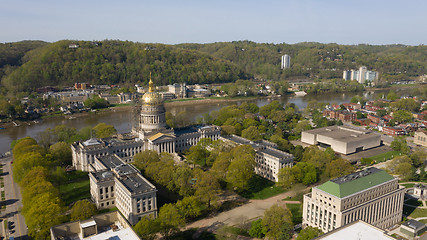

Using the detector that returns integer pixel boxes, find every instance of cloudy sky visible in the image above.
[1,0,426,45]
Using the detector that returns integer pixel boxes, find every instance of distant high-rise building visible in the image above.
[366,71,378,82]
[343,70,352,80]
[344,66,378,84]
[358,66,367,84]
[351,70,359,81]
[281,54,291,69]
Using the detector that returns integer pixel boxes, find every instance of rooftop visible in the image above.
[303,125,379,143]
[315,220,396,240]
[97,155,124,170]
[402,219,426,230]
[316,167,395,198]
[119,173,156,194]
[50,211,141,240]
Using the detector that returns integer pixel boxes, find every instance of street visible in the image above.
[1,156,28,240]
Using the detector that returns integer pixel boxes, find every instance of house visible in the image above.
[382,126,405,136]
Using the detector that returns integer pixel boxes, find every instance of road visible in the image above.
[1,156,28,239]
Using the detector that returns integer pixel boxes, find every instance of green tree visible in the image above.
[134,217,160,240]
[175,196,202,220]
[158,203,185,237]
[390,137,410,154]
[186,145,209,167]
[13,152,48,183]
[133,150,160,170]
[325,158,355,178]
[210,152,232,180]
[392,110,412,123]
[93,122,117,138]
[50,141,72,166]
[294,120,312,135]
[84,96,110,109]
[296,226,323,240]
[241,125,261,141]
[386,91,398,101]
[25,192,64,239]
[277,167,295,189]
[70,200,98,221]
[226,145,256,192]
[387,155,414,181]
[249,219,265,238]
[194,172,221,208]
[262,204,293,240]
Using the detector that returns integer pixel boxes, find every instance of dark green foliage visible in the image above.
[249,219,265,238]
[2,40,245,92]
[84,96,110,109]
[296,226,323,240]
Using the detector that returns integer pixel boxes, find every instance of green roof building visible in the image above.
[303,167,405,233]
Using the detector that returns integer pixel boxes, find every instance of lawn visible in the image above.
[403,205,427,219]
[239,175,286,200]
[287,203,302,224]
[59,179,91,206]
[401,183,415,188]
[371,151,402,163]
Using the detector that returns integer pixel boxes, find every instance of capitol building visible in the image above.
[72,78,221,172]
[71,78,293,225]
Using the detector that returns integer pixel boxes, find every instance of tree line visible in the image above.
[9,123,116,239]
[1,40,246,93]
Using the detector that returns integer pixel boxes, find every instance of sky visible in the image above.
[1,0,427,45]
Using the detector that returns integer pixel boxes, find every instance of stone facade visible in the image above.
[89,155,157,225]
[303,168,405,233]
[414,130,427,147]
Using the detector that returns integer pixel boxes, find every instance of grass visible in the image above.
[239,175,286,200]
[98,207,119,214]
[287,203,303,224]
[215,226,249,240]
[283,196,300,201]
[371,150,402,163]
[65,170,89,182]
[403,205,427,219]
[401,183,415,188]
[418,219,427,224]
[59,179,90,206]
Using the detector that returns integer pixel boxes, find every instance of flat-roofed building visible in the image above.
[301,126,381,155]
[400,219,426,238]
[303,168,405,233]
[314,220,396,240]
[50,211,141,240]
[220,135,294,182]
[89,154,157,225]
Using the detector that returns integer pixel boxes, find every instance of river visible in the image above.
[0,89,411,153]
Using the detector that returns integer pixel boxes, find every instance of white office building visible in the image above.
[281,54,291,69]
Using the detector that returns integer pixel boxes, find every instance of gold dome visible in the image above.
[143,75,163,105]
[143,91,163,105]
